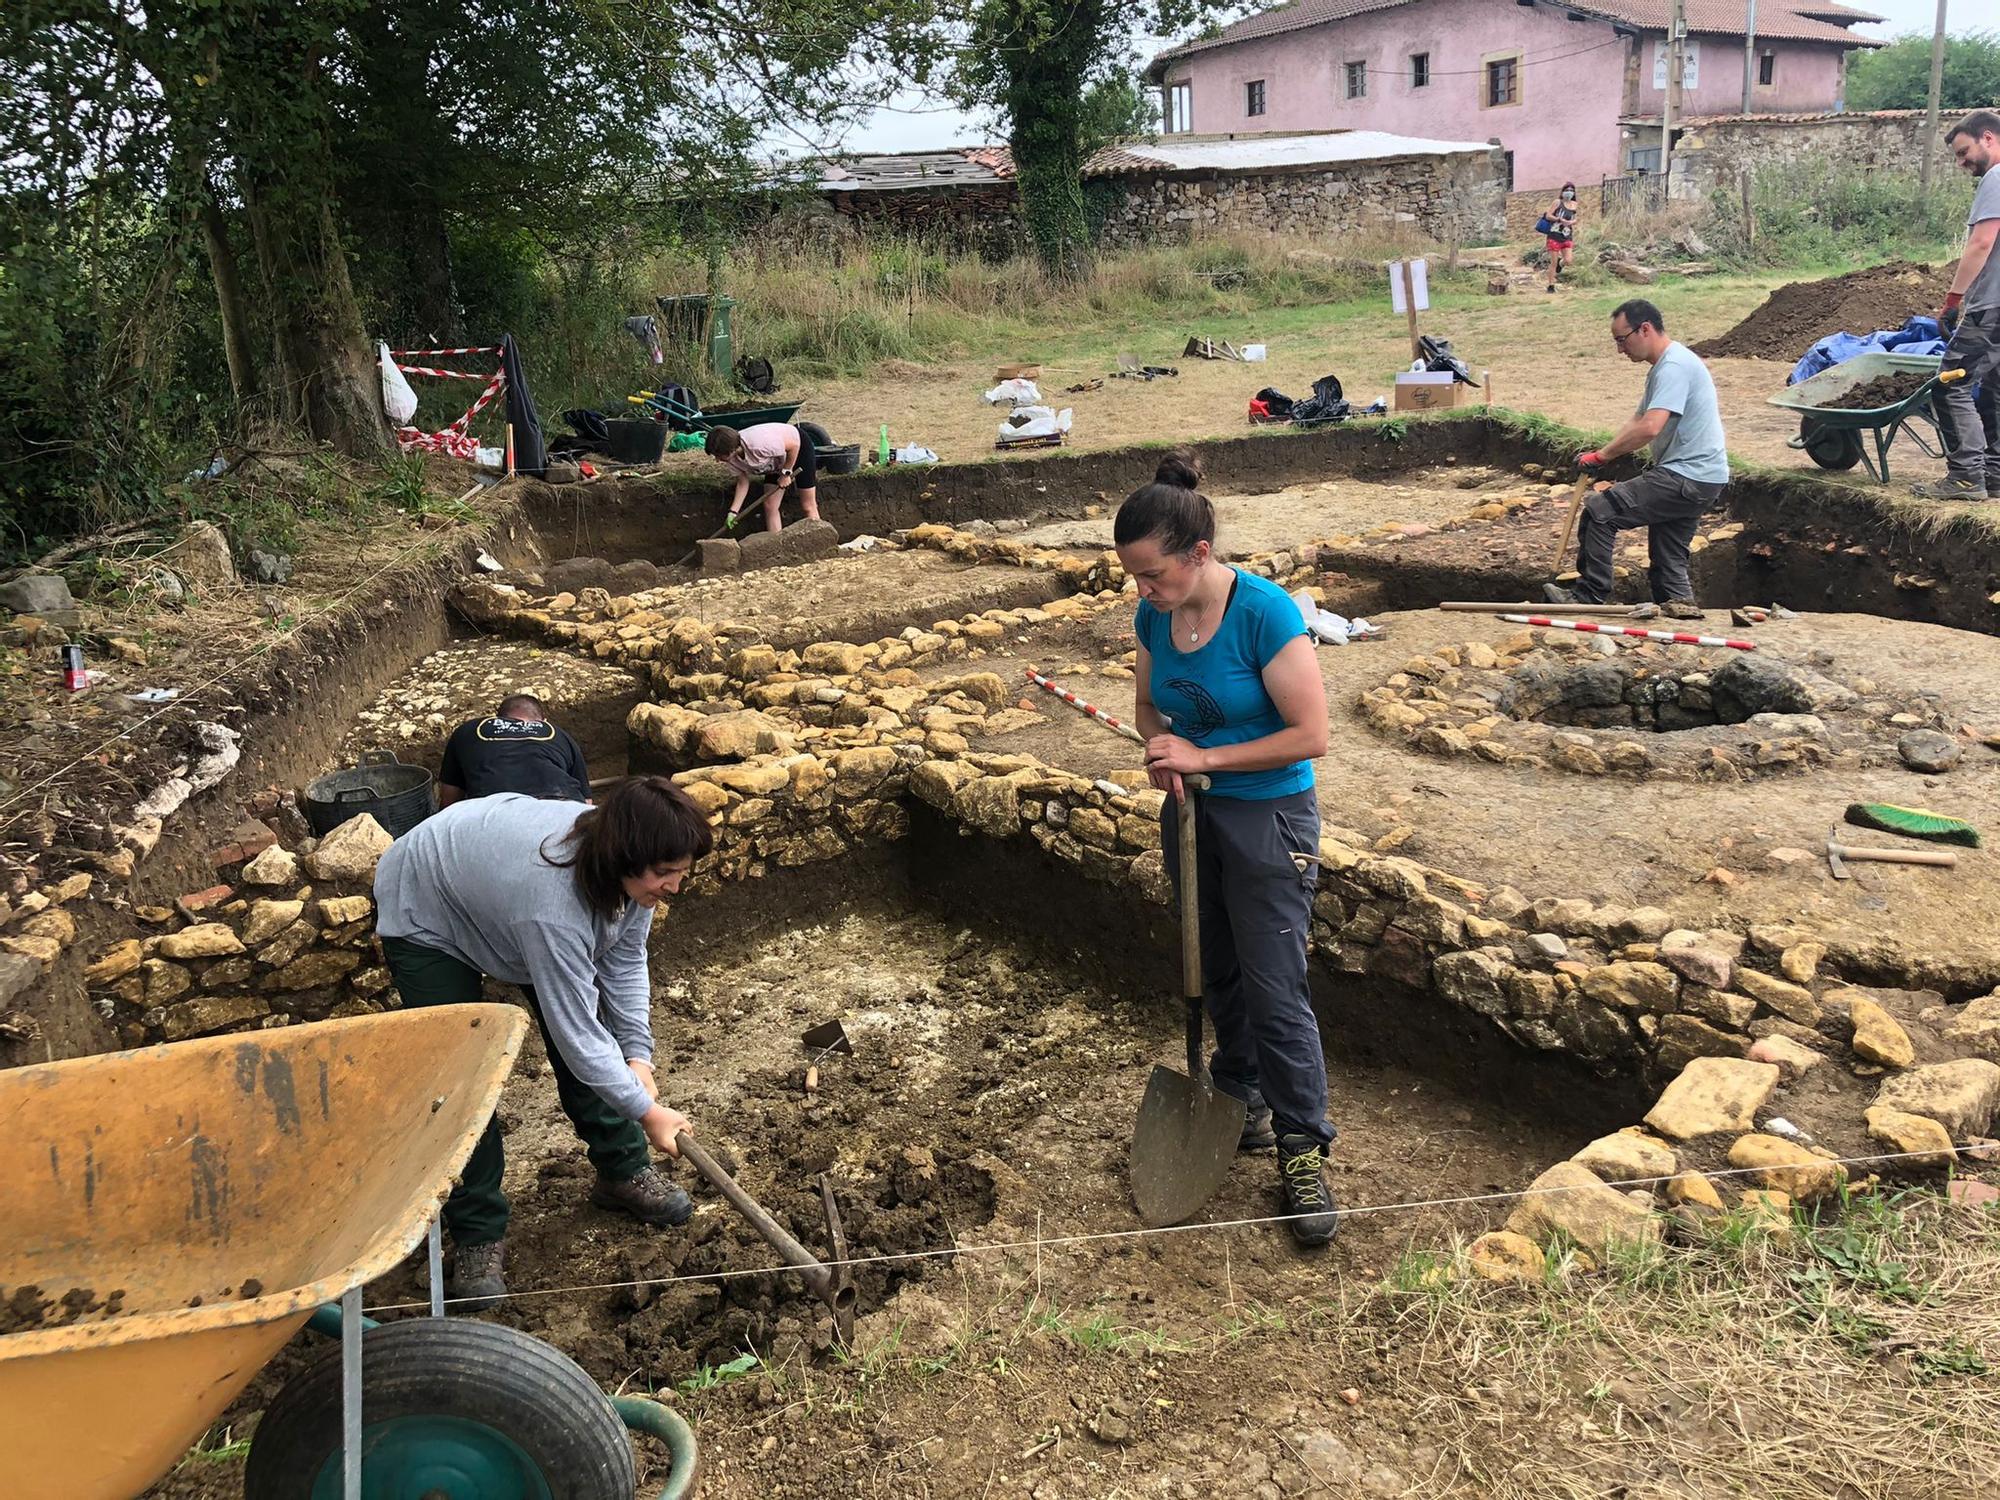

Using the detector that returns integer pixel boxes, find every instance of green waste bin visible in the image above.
[706,296,736,378]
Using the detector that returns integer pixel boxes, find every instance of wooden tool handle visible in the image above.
[1553,473,1590,568]
[1835,845,1957,867]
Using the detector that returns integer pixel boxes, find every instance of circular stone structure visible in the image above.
[1359,628,1955,779]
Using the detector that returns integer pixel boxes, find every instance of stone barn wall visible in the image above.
[1090,149,1508,249]
[1669,110,1951,199]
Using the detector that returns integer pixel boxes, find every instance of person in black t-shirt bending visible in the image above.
[437,693,592,806]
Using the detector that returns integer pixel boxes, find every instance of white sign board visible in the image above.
[1387,258,1430,314]
[1653,39,1699,89]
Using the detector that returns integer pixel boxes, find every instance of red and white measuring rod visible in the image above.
[1497,614,1757,651]
[1024,667,1146,744]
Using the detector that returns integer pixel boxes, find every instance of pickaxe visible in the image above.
[1826,826,1957,880]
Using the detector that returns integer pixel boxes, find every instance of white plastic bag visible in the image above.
[984,378,1043,406]
[379,342,418,425]
[894,444,939,465]
[998,406,1072,441]
[1243,344,1267,362]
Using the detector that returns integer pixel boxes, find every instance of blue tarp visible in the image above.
[1789,316,1947,385]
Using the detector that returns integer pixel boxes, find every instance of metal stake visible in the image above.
[341,1285,363,1500]
[427,1215,445,1318]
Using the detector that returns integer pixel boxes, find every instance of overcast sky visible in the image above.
[833,0,1988,154]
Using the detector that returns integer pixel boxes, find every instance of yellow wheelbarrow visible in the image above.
[0,1005,700,1499]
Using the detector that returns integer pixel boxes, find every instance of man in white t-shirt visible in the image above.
[1918,110,2000,501]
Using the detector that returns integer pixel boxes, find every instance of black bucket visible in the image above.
[303,751,435,838]
[605,417,668,464]
[815,444,861,476]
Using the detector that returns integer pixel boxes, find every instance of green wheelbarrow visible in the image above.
[0,1006,699,1499]
[1768,351,1964,484]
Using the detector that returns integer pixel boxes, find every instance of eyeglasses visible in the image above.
[1611,329,1633,345]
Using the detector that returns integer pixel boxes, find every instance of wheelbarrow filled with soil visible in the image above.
[1768,350,1954,483]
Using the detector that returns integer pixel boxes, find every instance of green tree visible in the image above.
[957,5,1199,280]
[1079,69,1159,152]
[1846,30,2000,113]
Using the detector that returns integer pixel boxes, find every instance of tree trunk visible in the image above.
[199,179,261,403]
[243,182,391,456]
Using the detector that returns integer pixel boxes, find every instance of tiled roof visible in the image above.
[1082,129,1497,177]
[817,147,1015,193]
[1642,107,1924,127]
[1152,0,1880,71]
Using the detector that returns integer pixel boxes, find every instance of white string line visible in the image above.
[0,518,476,835]
[365,1141,1984,1314]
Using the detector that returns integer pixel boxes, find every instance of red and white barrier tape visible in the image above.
[390,346,502,358]
[395,366,506,460]
[396,364,496,381]
[1499,614,1756,651]
[1025,666,1145,745]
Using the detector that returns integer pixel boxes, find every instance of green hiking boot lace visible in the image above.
[1282,1147,1328,1208]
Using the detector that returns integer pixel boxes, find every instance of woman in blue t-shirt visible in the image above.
[1116,452,1338,1248]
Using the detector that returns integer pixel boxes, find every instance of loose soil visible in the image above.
[1692,261,1954,363]
[1821,371,1934,412]
[140,901,1589,1499]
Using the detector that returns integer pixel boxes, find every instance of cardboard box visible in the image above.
[1393,372,1465,412]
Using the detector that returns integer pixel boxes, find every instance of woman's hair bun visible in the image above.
[1154,450,1203,490]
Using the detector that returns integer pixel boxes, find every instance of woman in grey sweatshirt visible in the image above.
[374,775,714,1304]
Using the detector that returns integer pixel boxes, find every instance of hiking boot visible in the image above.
[591,1166,693,1228]
[1911,475,1986,501]
[1988,479,2000,500]
[1277,1135,1339,1248]
[446,1240,506,1310]
[1660,598,1704,621]
[1239,1102,1277,1152]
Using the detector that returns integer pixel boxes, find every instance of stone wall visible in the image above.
[1091,150,1508,249]
[1671,111,1949,199]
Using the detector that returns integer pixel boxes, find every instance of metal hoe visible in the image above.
[1825,826,1957,881]
[1131,774,1247,1227]
[673,1134,856,1343]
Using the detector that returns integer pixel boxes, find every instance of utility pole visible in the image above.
[1742,0,1758,116]
[1661,0,1685,203]
[1920,0,1949,196]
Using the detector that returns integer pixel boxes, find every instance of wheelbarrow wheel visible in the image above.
[797,419,835,451]
[244,1318,635,1500]
[1799,417,1864,472]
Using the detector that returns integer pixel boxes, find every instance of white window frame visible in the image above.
[1165,80,1193,134]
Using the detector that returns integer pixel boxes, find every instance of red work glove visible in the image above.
[1577,450,1605,472]
[1941,292,1963,336]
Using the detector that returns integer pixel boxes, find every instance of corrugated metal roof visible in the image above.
[817,147,1015,193]
[1152,0,1879,73]
[1083,129,1496,177]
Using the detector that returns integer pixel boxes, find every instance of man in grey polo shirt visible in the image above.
[1545,299,1729,616]
[1915,109,2000,501]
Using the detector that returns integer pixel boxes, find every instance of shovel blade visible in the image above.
[802,1019,853,1055]
[1130,1065,1247,1227]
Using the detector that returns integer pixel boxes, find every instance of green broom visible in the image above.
[1844,802,1982,848]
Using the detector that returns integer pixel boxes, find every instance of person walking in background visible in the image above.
[1544,299,1728,618]
[1115,452,1339,1249]
[705,422,822,533]
[1542,183,1579,294]
[1914,110,2000,502]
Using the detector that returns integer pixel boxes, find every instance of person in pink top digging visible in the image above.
[705,422,823,533]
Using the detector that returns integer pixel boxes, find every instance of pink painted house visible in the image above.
[1148,0,1881,191]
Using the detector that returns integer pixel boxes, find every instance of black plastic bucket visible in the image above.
[606,418,668,464]
[815,443,861,476]
[303,751,435,838]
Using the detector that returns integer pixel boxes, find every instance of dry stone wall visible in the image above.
[1091,151,1506,250]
